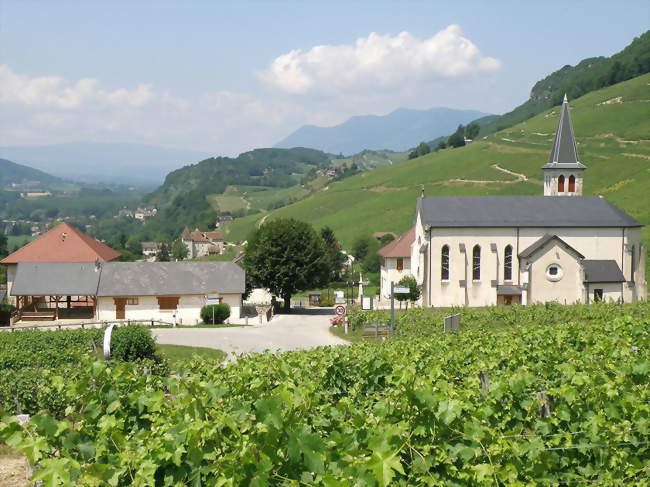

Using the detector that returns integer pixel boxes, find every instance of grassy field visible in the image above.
[156,344,226,369]
[223,74,650,274]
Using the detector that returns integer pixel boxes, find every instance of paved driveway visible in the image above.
[153,308,349,358]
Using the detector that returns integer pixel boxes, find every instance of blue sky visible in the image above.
[1,0,648,154]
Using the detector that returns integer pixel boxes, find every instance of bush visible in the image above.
[110,325,157,361]
[201,303,231,324]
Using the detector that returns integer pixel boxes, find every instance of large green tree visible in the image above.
[447,124,466,148]
[157,242,171,262]
[320,226,346,282]
[171,240,188,260]
[243,218,328,311]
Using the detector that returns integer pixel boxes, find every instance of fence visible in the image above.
[0,319,175,332]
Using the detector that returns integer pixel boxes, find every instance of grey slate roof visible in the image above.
[97,262,245,296]
[417,196,641,228]
[582,260,625,283]
[11,262,101,296]
[519,234,584,259]
[542,95,586,170]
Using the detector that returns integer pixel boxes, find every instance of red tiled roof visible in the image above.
[0,222,121,264]
[184,229,224,243]
[377,227,415,258]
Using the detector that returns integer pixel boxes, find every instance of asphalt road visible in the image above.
[152,308,349,359]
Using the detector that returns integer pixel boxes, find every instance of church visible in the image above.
[379,96,647,306]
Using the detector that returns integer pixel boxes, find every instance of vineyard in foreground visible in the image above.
[1,302,649,486]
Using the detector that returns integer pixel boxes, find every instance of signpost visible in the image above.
[205,290,220,324]
[335,305,346,316]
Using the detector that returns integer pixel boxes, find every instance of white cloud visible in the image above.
[260,25,501,95]
[0,64,156,109]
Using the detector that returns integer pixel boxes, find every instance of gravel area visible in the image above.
[153,308,348,359]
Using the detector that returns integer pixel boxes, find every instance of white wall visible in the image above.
[96,293,241,324]
[380,257,411,300]
[419,224,645,307]
[5,264,16,306]
[525,241,583,305]
[585,282,623,303]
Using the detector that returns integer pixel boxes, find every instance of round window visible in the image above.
[546,264,563,282]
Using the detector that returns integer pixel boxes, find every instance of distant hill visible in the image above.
[476,30,650,137]
[0,142,211,185]
[142,147,331,234]
[275,107,491,155]
[225,74,650,275]
[0,158,60,188]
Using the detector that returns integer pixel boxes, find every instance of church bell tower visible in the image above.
[542,95,586,196]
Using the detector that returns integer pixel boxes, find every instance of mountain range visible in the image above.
[274,107,491,155]
[0,158,60,188]
[0,142,210,185]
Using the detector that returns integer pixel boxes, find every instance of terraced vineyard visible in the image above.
[1,302,648,485]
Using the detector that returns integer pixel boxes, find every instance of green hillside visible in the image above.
[224,74,650,264]
[477,30,650,136]
[0,158,60,188]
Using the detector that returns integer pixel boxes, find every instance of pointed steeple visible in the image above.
[543,95,585,169]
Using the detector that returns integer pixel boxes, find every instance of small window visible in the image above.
[504,245,513,281]
[396,258,404,271]
[157,296,179,310]
[472,245,481,281]
[441,245,450,281]
[546,264,563,282]
[568,175,576,193]
[558,175,565,193]
[126,297,139,305]
[593,289,603,302]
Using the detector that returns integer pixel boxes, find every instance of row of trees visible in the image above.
[408,120,482,160]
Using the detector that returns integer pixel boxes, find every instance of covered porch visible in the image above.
[10,262,102,322]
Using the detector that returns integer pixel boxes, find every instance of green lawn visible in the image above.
[156,344,226,368]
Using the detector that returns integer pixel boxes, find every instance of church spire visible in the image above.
[546,94,582,167]
[542,95,586,196]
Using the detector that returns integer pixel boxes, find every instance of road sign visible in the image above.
[206,290,221,305]
[335,305,346,316]
[393,286,410,294]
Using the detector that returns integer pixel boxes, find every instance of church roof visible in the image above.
[0,222,121,264]
[582,260,626,283]
[542,95,586,170]
[519,234,584,259]
[417,196,641,228]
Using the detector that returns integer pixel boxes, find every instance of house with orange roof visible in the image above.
[1,222,121,316]
[181,227,225,259]
[377,227,415,302]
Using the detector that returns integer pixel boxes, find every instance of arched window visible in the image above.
[558,175,565,193]
[504,245,513,281]
[472,245,481,280]
[568,175,576,193]
[441,245,450,280]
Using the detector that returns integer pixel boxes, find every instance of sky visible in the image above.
[0,0,648,156]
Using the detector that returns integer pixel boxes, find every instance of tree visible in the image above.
[394,275,421,309]
[243,218,328,311]
[320,226,346,283]
[408,142,431,160]
[435,140,447,151]
[379,234,395,246]
[172,240,188,261]
[352,236,372,262]
[447,125,466,148]
[157,242,170,262]
[465,122,480,140]
[0,233,6,258]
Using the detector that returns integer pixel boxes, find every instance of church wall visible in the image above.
[421,225,645,307]
[427,227,520,307]
[584,283,623,303]
[525,242,583,305]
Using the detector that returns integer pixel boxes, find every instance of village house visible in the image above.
[134,207,158,220]
[181,227,225,259]
[378,228,415,301]
[215,215,234,228]
[379,96,647,306]
[141,241,162,257]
